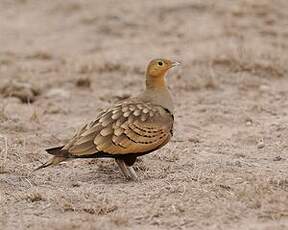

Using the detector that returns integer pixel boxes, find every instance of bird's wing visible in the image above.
[64,101,174,157]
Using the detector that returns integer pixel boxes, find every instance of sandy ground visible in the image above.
[1,0,288,229]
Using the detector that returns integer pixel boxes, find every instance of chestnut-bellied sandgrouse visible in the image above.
[35,58,180,180]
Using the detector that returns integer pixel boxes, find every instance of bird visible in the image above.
[35,58,180,180]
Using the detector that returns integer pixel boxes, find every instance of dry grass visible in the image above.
[1,0,288,229]
[211,47,286,78]
[0,134,8,173]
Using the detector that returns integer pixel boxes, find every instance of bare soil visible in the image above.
[1,0,288,229]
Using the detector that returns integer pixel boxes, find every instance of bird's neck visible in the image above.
[146,74,166,90]
[142,74,174,113]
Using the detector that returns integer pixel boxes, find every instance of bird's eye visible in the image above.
[158,61,163,66]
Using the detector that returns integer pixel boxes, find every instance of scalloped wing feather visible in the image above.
[65,101,173,157]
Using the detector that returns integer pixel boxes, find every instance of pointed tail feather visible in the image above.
[33,156,67,172]
[33,145,70,172]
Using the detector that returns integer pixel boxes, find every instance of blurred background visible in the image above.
[1,0,288,229]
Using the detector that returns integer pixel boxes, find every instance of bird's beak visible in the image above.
[170,61,180,68]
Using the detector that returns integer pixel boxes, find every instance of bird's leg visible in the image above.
[115,159,131,180]
[127,166,138,181]
[122,157,138,180]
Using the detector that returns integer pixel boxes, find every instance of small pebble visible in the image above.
[76,77,91,88]
[259,85,269,93]
[246,120,252,126]
[273,156,284,161]
[257,138,265,149]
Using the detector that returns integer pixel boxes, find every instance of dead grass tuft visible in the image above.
[76,62,129,75]
[25,51,53,60]
[62,201,75,212]
[211,47,286,78]
[0,80,41,103]
[0,134,8,173]
[82,203,118,216]
[174,64,218,91]
[0,103,8,122]
[268,177,288,191]
[56,192,118,216]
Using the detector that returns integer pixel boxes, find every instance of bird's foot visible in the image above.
[115,159,138,181]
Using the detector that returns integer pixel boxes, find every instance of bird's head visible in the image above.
[147,58,180,78]
[146,58,180,89]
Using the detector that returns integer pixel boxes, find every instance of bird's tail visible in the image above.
[33,156,67,171]
[33,146,69,171]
